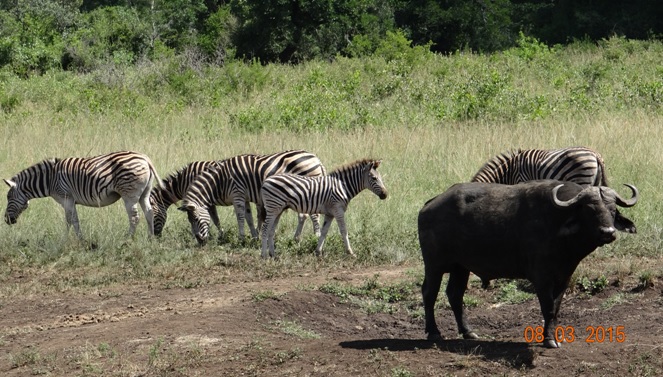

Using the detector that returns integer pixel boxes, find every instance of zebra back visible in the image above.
[471,147,607,187]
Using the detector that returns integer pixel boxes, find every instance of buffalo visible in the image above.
[418,180,638,348]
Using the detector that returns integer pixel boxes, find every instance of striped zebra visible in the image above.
[259,159,388,259]
[150,160,251,238]
[4,151,166,239]
[472,146,607,186]
[178,150,326,245]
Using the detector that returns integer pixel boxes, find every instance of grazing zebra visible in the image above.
[259,158,388,259]
[472,146,607,186]
[4,151,165,239]
[178,150,326,245]
[150,160,252,238]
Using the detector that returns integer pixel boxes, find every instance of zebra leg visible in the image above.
[139,189,155,236]
[311,214,321,237]
[209,206,224,241]
[62,199,83,239]
[334,211,355,257]
[315,214,335,257]
[232,197,248,240]
[244,201,259,239]
[293,213,307,241]
[123,197,141,238]
[260,212,280,259]
[268,213,283,258]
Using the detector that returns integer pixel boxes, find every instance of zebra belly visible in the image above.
[77,192,122,207]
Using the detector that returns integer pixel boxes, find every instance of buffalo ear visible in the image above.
[4,179,16,188]
[558,216,581,237]
[614,210,637,233]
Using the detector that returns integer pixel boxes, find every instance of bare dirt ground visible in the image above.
[1,265,662,376]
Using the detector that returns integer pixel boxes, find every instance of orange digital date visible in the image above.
[523,325,626,343]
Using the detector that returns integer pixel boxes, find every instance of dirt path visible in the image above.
[1,265,662,376]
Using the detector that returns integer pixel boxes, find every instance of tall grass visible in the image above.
[0,37,661,297]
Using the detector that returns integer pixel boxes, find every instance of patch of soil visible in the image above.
[1,266,662,376]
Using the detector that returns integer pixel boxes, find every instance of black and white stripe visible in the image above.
[178,150,326,245]
[260,159,388,258]
[472,147,607,186]
[150,160,244,237]
[4,151,163,238]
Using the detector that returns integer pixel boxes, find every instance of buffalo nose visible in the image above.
[600,226,616,241]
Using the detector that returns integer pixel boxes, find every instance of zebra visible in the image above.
[259,158,388,259]
[177,150,326,245]
[4,150,167,239]
[470,146,635,289]
[150,160,252,238]
[471,146,607,186]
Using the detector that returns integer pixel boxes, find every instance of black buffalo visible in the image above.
[418,180,638,348]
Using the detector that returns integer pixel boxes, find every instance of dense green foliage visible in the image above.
[1,0,662,74]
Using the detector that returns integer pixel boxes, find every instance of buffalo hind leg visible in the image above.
[447,267,478,340]
[422,267,444,341]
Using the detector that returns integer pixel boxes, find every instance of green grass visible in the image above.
[0,37,662,298]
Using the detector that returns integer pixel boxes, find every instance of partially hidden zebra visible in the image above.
[472,146,608,186]
[4,150,168,239]
[178,150,327,245]
[150,160,252,238]
[470,146,636,288]
[259,158,388,259]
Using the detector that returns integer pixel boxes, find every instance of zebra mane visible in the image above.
[329,158,380,175]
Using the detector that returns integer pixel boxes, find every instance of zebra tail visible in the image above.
[596,153,610,187]
[149,162,179,204]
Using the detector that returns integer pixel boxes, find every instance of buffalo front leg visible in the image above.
[422,267,444,341]
[447,268,478,340]
[534,284,561,348]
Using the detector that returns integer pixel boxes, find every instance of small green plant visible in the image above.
[251,290,280,302]
[496,281,535,304]
[9,346,42,368]
[273,320,321,339]
[600,292,628,310]
[576,275,610,294]
[391,366,414,377]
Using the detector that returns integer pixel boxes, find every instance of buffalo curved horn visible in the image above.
[615,184,638,207]
[552,184,584,208]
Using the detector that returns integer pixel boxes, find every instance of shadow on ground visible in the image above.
[339,338,536,369]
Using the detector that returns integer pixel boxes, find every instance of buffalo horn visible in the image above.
[615,184,639,207]
[552,184,584,208]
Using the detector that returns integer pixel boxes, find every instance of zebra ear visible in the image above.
[4,179,16,188]
[372,160,382,169]
[178,204,196,212]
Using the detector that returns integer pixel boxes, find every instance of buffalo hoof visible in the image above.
[427,333,443,342]
[543,339,561,348]
[463,331,479,340]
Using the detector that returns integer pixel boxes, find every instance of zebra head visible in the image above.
[178,202,211,246]
[4,179,29,225]
[364,160,388,200]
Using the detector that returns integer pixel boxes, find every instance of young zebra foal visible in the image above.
[4,151,164,239]
[260,159,388,259]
